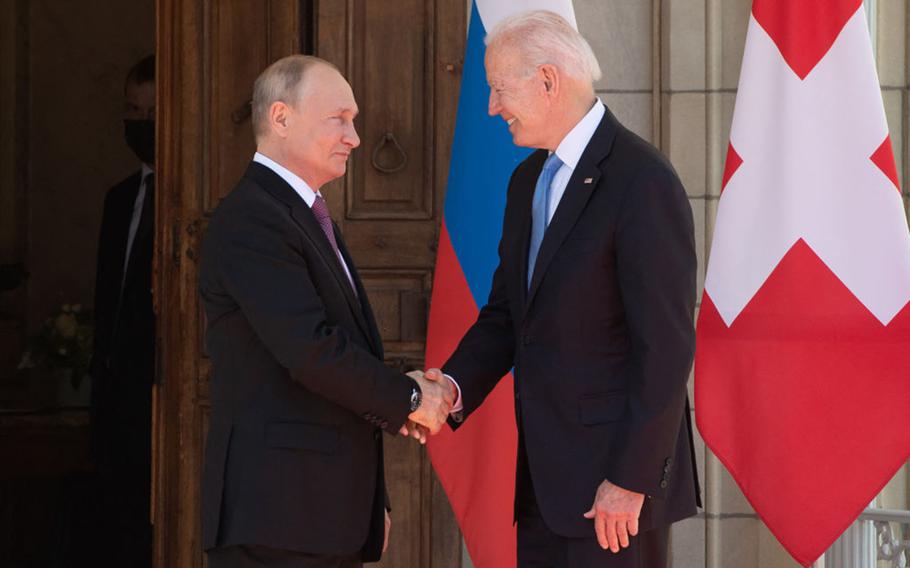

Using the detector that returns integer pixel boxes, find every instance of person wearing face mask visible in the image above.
[89,53,156,568]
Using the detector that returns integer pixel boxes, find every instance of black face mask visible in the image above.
[124,119,155,165]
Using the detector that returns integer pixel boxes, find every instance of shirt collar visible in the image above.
[253,151,322,207]
[553,98,605,170]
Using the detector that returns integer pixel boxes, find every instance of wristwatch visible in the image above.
[409,385,422,412]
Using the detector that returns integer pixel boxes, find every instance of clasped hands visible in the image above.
[397,372,644,554]
[400,368,452,444]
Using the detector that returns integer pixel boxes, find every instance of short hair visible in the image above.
[125,54,155,90]
[251,55,339,140]
[485,10,602,86]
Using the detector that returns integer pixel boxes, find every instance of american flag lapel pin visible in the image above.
[584,177,594,184]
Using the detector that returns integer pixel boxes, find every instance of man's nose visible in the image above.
[488,91,500,117]
[345,123,361,148]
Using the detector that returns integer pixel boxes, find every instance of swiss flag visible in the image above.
[695,1,910,566]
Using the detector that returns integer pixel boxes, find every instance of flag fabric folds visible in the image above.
[696,1,910,565]
[424,1,576,567]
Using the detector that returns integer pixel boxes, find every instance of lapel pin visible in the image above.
[584,177,594,184]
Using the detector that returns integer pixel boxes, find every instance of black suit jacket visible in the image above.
[90,170,156,466]
[198,162,414,561]
[444,105,701,537]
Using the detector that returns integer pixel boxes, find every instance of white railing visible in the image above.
[825,508,910,568]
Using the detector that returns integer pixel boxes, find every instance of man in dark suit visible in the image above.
[90,53,157,568]
[426,11,701,567]
[198,55,453,568]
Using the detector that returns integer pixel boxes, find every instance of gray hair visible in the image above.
[251,55,339,140]
[485,10,602,86]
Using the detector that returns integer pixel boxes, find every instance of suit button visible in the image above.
[660,480,668,489]
[663,465,671,473]
[665,457,673,466]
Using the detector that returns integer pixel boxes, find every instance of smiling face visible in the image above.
[269,64,361,190]
[485,44,559,149]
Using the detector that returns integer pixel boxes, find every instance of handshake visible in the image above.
[400,368,454,444]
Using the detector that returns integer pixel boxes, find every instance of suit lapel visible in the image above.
[110,181,138,289]
[117,172,146,296]
[123,177,154,294]
[335,227,384,356]
[245,163,374,346]
[525,107,619,309]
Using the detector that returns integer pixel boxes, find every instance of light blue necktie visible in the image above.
[527,153,563,289]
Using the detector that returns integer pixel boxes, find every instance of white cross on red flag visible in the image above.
[695,0,910,565]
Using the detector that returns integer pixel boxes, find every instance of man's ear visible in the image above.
[540,64,559,97]
[269,101,290,136]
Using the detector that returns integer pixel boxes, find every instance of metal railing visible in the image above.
[825,508,910,568]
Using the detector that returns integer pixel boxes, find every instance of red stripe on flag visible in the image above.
[696,239,910,565]
[870,135,902,192]
[721,143,743,193]
[426,221,518,568]
[752,0,862,79]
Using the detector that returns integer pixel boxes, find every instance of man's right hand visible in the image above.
[407,370,454,434]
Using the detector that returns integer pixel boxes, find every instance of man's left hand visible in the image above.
[384,510,391,553]
[583,479,645,553]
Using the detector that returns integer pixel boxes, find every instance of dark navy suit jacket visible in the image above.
[198,162,414,561]
[444,105,702,537]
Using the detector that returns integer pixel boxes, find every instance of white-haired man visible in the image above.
[198,55,453,568]
[428,11,701,567]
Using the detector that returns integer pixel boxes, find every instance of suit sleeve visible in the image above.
[606,165,697,499]
[210,206,414,434]
[441,175,520,426]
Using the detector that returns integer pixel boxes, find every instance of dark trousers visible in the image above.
[207,545,362,568]
[515,431,669,568]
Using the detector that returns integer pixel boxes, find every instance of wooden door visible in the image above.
[153,1,466,567]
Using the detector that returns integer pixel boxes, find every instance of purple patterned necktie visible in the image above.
[311,195,356,294]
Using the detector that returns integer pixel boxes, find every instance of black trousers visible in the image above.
[206,545,361,568]
[515,431,669,568]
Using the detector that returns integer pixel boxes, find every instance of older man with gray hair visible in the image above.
[198,55,454,568]
[426,10,701,567]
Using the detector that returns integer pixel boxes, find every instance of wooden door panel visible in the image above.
[207,2,268,204]
[348,0,434,219]
[360,270,430,357]
[155,1,299,567]
[345,222,439,269]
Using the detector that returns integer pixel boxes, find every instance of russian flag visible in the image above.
[425,2,577,566]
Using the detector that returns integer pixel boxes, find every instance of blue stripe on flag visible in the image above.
[444,2,533,308]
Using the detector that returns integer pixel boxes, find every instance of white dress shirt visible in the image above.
[547,98,605,224]
[253,152,356,290]
[447,98,605,413]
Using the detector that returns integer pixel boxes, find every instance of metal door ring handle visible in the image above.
[371,132,408,174]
